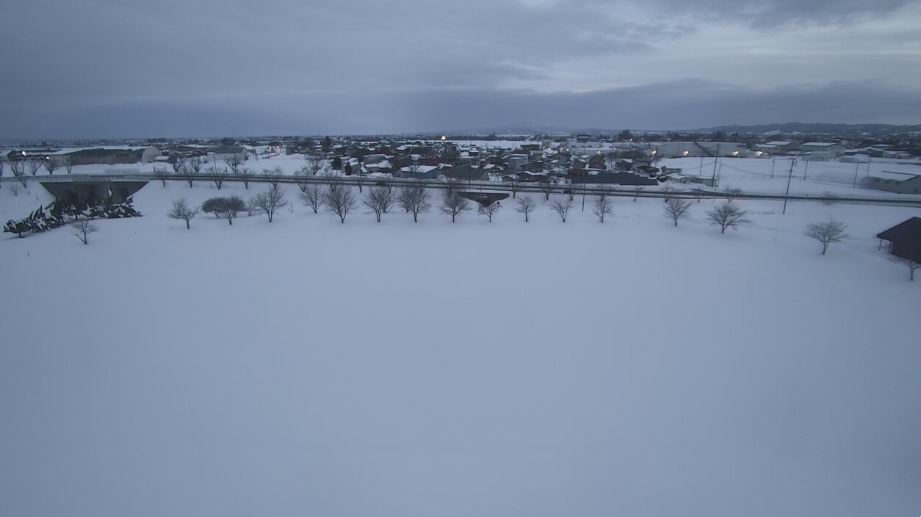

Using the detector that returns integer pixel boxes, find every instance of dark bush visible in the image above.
[3,198,141,238]
[201,196,246,225]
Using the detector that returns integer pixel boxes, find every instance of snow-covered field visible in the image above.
[1,178,920,517]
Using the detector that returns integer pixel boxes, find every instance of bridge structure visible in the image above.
[4,172,921,209]
[36,176,149,204]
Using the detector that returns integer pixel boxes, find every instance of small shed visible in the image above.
[860,170,921,195]
[877,217,921,261]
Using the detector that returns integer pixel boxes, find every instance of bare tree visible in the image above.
[236,167,253,189]
[301,183,323,214]
[364,186,394,222]
[168,197,199,229]
[398,181,431,222]
[539,178,554,200]
[724,186,743,202]
[478,201,500,222]
[44,158,57,175]
[171,156,183,175]
[187,157,203,177]
[11,160,27,187]
[63,156,72,175]
[440,181,470,223]
[207,166,227,189]
[706,201,750,234]
[407,159,422,177]
[515,195,536,222]
[889,255,920,281]
[633,185,644,201]
[0,160,4,189]
[71,219,99,245]
[664,198,692,227]
[592,189,614,223]
[262,167,282,188]
[322,183,357,223]
[550,199,573,222]
[28,159,42,176]
[306,155,323,176]
[251,185,289,223]
[224,154,244,176]
[294,166,311,192]
[805,219,847,255]
[153,167,170,187]
[179,161,196,187]
[9,182,21,196]
[662,183,671,201]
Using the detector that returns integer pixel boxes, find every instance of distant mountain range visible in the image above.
[435,121,921,138]
[700,122,921,136]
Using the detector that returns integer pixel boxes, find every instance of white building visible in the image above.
[801,142,845,159]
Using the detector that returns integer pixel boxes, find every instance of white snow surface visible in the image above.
[1,178,920,517]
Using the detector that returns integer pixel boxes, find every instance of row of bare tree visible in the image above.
[0,157,75,189]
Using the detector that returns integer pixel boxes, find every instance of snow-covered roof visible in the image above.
[868,170,920,182]
[398,165,438,173]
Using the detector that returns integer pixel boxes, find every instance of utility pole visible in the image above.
[853,159,860,188]
[803,157,809,180]
[711,144,720,186]
[770,155,776,178]
[783,157,796,214]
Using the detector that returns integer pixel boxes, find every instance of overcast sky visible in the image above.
[2,0,920,138]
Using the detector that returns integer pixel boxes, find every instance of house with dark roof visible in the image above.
[64,148,143,166]
[566,171,659,186]
[439,165,488,181]
[877,217,921,261]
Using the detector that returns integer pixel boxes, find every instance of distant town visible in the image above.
[3,126,921,195]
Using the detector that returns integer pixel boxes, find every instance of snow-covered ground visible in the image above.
[1,179,920,517]
[658,155,921,198]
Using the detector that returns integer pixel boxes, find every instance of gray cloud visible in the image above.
[3,80,919,138]
[578,0,917,26]
[0,0,918,138]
